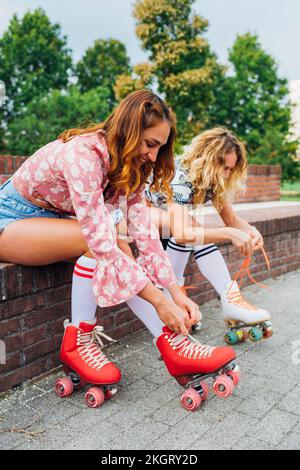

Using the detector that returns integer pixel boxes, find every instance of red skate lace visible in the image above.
[167,332,216,359]
[77,326,116,371]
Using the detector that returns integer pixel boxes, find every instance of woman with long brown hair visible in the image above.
[0,91,237,408]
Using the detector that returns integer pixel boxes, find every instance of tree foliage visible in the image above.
[130,0,224,143]
[5,86,111,155]
[76,39,131,107]
[209,33,299,180]
[0,8,72,121]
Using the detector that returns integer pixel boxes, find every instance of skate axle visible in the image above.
[55,366,119,408]
[184,361,238,389]
[224,320,273,344]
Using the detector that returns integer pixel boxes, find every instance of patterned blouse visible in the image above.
[145,158,214,207]
[12,132,177,307]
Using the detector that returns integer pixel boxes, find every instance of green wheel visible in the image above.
[249,327,263,342]
[225,330,239,345]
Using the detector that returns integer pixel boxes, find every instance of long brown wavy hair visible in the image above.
[59,90,176,197]
[181,127,248,211]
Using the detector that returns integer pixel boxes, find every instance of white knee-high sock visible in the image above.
[193,244,231,295]
[126,296,165,338]
[71,255,98,326]
[166,237,192,285]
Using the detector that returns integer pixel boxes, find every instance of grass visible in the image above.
[281,180,300,201]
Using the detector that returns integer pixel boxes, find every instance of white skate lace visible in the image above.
[167,332,216,359]
[77,326,116,371]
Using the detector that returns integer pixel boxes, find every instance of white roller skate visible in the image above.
[221,280,273,344]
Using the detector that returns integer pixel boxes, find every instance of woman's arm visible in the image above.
[116,238,199,335]
[219,200,264,249]
[149,204,256,258]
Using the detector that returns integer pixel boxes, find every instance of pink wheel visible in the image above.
[55,377,74,397]
[225,370,241,386]
[181,388,202,412]
[84,387,105,408]
[213,375,234,398]
[200,381,209,401]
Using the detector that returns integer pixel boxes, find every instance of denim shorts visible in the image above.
[0,177,72,235]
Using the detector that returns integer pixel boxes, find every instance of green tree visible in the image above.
[6,86,111,155]
[210,33,299,180]
[0,8,72,152]
[131,0,224,143]
[0,9,72,119]
[76,39,131,108]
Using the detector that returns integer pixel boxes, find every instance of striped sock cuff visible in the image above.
[194,245,219,260]
[167,237,192,253]
[73,261,96,279]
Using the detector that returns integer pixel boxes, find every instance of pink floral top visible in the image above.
[12,132,177,307]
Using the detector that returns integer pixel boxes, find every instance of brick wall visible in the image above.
[235,165,281,203]
[1,203,300,393]
[0,155,27,185]
[0,156,281,202]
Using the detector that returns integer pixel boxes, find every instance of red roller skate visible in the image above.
[55,319,121,408]
[156,327,240,412]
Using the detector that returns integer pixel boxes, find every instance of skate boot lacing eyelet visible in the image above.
[77,326,116,371]
[167,333,216,359]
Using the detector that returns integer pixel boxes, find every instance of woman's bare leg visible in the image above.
[0,218,91,265]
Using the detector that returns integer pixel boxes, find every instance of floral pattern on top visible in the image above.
[12,132,176,307]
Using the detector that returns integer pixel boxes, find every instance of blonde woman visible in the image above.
[129,127,272,344]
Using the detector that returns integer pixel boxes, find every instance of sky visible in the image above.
[0,0,299,81]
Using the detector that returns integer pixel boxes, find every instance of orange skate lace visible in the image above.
[227,245,271,310]
[167,332,216,359]
[77,326,116,371]
[179,285,198,296]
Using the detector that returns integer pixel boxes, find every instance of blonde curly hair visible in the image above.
[181,127,248,211]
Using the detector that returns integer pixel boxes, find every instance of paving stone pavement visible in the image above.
[1,270,300,450]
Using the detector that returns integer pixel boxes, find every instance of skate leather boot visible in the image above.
[221,280,271,324]
[59,319,121,384]
[221,245,273,344]
[156,327,240,411]
[55,319,121,408]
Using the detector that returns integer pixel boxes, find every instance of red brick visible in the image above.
[23,302,70,328]
[0,352,21,374]
[0,156,6,173]
[0,357,48,392]
[0,317,21,337]
[24,336,61,363]
[115,308,136,326]
[0,293,46,320]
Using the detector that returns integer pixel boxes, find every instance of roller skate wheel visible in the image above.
[262,323,273,338]
[263,328,273,338]
[199,381,209,402]
[55,377,74,397]
[225,370,241,385]
[249,327,263,342]
[84,387,105,408]
[213,375,234,398]
[225,330,239,345]
[181,388,202,412]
